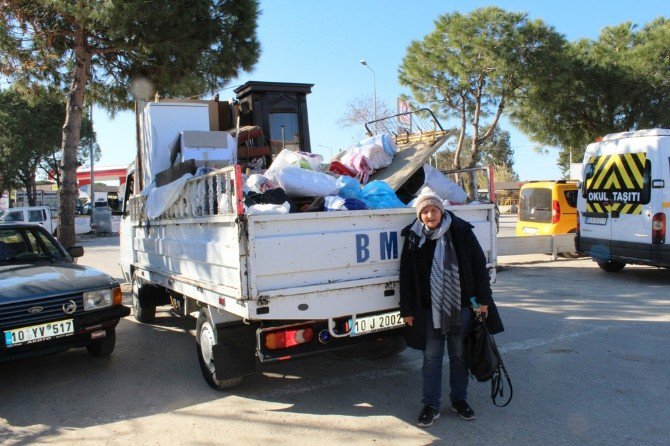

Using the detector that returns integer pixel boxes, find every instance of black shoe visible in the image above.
[417,405,441,427]
[451,399,476,420]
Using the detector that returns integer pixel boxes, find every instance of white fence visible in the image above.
[497,234,577,260]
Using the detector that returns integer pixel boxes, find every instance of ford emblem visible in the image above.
[28,306,44,314]
[62,300,77,315]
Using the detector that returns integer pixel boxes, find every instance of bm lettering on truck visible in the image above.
[355,232,399,263]
[585,152,647,215]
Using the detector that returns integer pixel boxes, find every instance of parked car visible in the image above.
[0,223,129,362]
[516,180,579,257]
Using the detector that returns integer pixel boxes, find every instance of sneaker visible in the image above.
[451,399,476,420]
[417,405,441,427]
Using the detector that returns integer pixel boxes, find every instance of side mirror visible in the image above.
[67,246,84,258]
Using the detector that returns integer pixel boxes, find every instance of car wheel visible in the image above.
[132,271,156,323]
[196,310,244,390]
[597,259,626,272]
[86,328,116,357]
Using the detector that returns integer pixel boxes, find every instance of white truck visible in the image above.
[119,99,498,389]
[0,205,92,236]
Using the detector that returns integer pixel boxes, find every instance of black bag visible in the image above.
[465,318,513,407]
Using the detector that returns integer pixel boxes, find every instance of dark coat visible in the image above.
[399,211,504,350]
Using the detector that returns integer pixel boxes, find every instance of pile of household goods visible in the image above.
[242,133,469,215]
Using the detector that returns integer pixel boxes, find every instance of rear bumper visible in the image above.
[0,305,130,363]
[576,236,670,267]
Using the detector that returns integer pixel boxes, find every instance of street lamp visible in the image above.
[359,59,376,121]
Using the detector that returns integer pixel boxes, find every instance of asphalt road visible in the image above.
[1,236,668,445]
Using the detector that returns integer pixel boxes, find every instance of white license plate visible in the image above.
[351,311,404,336]
[585,216,607,225]
[4,319,74,347]
[522,227,538,235]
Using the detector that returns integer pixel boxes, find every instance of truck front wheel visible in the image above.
[131,271,157,323]
[597,259,626,272]
[196,311,244,390]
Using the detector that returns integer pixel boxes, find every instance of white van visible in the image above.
[576,129,670,271]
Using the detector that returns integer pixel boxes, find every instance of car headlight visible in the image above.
[83,289,113,310]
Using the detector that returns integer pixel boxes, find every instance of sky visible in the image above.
[92,0,669,182]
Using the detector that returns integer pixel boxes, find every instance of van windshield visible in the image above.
[519,187,552,223]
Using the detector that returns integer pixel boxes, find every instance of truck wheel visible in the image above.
[597,259,626,272]
[86,329,116,357]
[131,271,156,323]
[196,311,244,390]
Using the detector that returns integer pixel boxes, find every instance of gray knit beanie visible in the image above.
[415,189,444,219]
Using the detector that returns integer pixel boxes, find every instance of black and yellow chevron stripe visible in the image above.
[585,152,646,215]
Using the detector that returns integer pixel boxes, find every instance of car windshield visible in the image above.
[0,227,67,263]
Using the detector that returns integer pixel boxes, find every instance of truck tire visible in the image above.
[131,271,156,323]
[196,311,244,390]
[597,259,626,272]
[86,328,116,357]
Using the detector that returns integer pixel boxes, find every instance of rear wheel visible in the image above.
[131,271,156,323]
[86,329,116,357]
[597,259,626,272]
[196,310,244,390]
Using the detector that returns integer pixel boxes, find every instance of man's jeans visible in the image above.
[422,307,473,410]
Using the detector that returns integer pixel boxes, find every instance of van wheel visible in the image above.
[597,260,626,272]
[131,271,156,323]
[196,310,244,390]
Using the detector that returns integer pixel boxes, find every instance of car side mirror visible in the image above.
[67,246,84,258]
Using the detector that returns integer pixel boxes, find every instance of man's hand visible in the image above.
[404,316,414,326]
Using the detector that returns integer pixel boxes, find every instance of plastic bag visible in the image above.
[265,150,324,182]
[422,164,468,204]
[361,181,406,209]
[335,175,362,199]
[245,174,277,194]
[324,195,347,211]
[274,166,338,198]
[246,201,291,215]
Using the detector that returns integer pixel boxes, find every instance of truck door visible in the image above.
[582,152,652,261]
[609,152,653,261]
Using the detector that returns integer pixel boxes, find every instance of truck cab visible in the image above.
[0,206,54,234]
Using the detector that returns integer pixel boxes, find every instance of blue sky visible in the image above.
[93,0,669,181]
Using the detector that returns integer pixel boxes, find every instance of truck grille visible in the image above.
[0,294,84,330]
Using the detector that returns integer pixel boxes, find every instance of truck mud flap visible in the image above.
[212,324,257,380]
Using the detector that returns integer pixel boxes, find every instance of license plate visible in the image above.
[351,311,404,336]
[4,319,74,347]
[585,216,607,225]
[522,227,538,235]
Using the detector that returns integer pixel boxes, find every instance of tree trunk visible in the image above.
[58,28,91,248]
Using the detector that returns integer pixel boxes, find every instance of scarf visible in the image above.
[410,214,462,337]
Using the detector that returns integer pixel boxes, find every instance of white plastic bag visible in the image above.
[324,195,347,211]
[245,174,277,193]
[274,166,338,198]
[421,164,468,204]
[246,201,290,215]
[265,149,323,182]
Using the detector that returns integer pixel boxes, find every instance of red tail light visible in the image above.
[264,327,314,350]
[552,199,561,224]
[652,212,666,244]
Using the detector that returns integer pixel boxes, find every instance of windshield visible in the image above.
[0,210,24,223]
[0,227,68,263]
